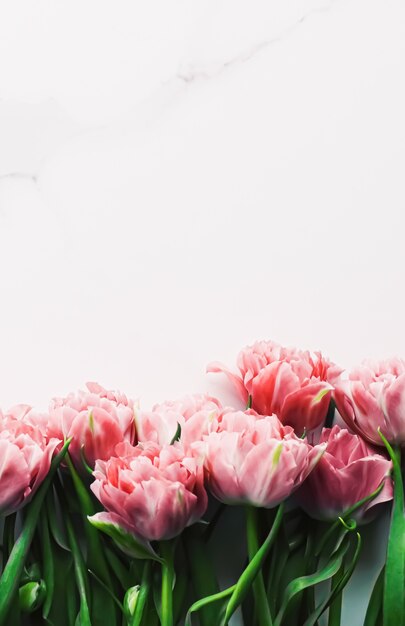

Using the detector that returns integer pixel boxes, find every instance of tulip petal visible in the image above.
[0,441,30,515]
[280,382,332,434]
[251,361,299,416]
[382,373,405,443]
[206,361,248,403]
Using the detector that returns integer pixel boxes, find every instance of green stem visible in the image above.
[131,561,152,626]
[65,515,92,626]
[246,507,273,626]
[303,524,316,618]
[184,527,219,626]
[2,514,16,563]
[316,482,384,558]
[364,566,384,626]
[185,584,237,626]
[328,564,344,626]
[0,439,71,626]
[223,503,284,626]
[40,508,54,619]
[160,541,175,626]
[378,434,405,626]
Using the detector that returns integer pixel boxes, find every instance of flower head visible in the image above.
[201,409,325,508]
[48,382,136,471]
[90,441,207,542]
[334,358,405,446]
[0,406,60,515]
[207,340,341,434]
[136,393,223,449]
[296,425,392,522]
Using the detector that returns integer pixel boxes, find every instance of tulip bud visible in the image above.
[19,580,46,613]
[124,585,140,619]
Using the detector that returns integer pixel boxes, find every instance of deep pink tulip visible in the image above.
[0,406,60,515]
[48,382,136,471]
[296,425,392,522]
[89,441,207,542]
[136,394,223,449]
[201,410,325,508]
[207,340,342,435]
[334,358,405,446]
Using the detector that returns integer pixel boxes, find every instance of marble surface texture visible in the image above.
[0,1,404,623]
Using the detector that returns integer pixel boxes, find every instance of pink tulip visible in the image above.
[48,382,136,471]
[296,425,392,522]
[0,406,60,515]
[334,358,405,446]
[136,394,223,449]
[207,340,342,435]
[201,410,325,508]
[89,441,207,541]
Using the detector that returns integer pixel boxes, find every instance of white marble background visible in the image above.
[0,1,404,623]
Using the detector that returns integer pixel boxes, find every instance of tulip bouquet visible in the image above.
[0,342,402,626]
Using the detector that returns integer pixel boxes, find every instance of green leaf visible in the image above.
[276,542,308,624]
[266,520,291,615]
[0,438,72,625]
[88,513,162,563]
[331,532,362,599]
[303,532,362,626]
[79,446,94,476]
[169,423,182,445]
[327,563,344,626]
[223,503,284,625]
[66,567,78,626]
[47,545,75,626]
[364,566,384,626]
[274,537,350,626]
[104,547,132,590]
[66,455,117,626]
[2,513,16,563]
[88,570,123,612]
[378,432,405,626]
[40,509,54,619]
[46,486,70,551]
[128,561,152,626]
[185,585,237,626]
[66,514,92,626]
[324,398,336,429]
[245,506,272,626]
[183,526,219,626]
[316,481,385,558]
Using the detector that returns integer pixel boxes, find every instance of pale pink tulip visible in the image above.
[136,394,223,449]
[207,340,342,435]
[0,407,60,515]
[201,410,325,508]
[334,358,405,446]
[48,382,136,471]
[296,425,392,522]
[89,441,207,541]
